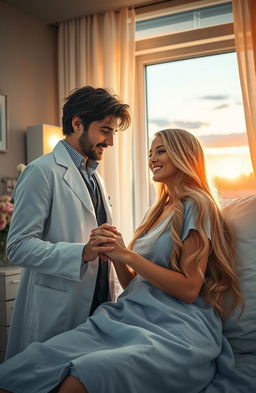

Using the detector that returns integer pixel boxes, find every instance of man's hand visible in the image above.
[90,224,129,264]
[82,224,117,262]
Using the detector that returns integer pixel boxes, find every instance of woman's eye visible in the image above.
[148,149,166,158]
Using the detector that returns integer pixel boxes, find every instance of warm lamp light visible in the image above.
[47,135,61,151]
[26,124,63,163]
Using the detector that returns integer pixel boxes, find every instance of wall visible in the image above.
[0,0,58,191]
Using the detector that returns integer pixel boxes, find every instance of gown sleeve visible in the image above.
[181,199,211,242]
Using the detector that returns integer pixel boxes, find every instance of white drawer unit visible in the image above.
[0,266,21,362]
[0,326,9,351]
[0,299,15,326]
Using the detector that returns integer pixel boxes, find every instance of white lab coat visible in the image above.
[6,141,118,359]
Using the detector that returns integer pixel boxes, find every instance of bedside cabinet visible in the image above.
[0,266,21,363]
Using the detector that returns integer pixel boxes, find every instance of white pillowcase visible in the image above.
[222,195,256,353]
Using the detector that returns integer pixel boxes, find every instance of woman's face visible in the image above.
[148,135,178,187]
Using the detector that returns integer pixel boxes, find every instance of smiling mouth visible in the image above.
[97,146,105,154]
[152,166,162,173]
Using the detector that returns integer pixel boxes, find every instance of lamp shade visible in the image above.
[26,124,63,163]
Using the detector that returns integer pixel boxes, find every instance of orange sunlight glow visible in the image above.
[205,146,253,180]
[210,157,245,179]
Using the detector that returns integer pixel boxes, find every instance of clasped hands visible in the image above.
[82,223,127,263]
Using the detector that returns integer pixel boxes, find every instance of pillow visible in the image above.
[222,195,256,354]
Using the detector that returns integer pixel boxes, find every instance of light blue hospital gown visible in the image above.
[0,199,245,393]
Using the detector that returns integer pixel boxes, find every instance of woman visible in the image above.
[0,129,243,393]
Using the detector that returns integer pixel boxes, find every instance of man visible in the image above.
[6,86,130,359]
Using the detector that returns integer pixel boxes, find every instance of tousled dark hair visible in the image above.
[62,86,130,135]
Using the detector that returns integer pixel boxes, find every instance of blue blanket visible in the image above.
[0,276,255,392]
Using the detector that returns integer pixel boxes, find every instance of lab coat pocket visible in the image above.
[27,283,69,343]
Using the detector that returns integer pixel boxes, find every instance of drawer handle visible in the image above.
[10,280,20,284]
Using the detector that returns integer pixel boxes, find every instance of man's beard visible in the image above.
[85,146,105,161]
[79,132,107,161]
[85,149,98,161]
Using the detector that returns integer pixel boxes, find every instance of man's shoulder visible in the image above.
[29,141,70,170]
[29,152,56,172]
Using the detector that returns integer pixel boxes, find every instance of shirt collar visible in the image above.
[61,139,99,175]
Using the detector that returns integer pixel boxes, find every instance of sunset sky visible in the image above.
[146,52,254,187]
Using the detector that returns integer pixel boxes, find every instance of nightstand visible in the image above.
[0,266,21,362]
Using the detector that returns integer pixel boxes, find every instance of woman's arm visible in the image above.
[112,259,136,289]
[101,227,210,303]
[125,230,209,302]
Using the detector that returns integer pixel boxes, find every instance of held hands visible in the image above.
[83,224,129,263]
[82,224,118,262]
[100,226,129,263]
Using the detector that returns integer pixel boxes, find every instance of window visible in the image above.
[134,0,256,223]
[145,52,256,202]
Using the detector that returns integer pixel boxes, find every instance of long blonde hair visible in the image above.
[130,129,242,320]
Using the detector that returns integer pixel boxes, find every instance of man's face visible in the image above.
[77,117,118,161]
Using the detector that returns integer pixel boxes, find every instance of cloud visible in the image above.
[201,95,229,100]
[149,118,170,128]
[149,119,209,130]
[172,120,209,129]
[198,133,248,148]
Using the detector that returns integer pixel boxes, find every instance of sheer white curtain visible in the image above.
[58,8,135,242]
[232,0,256,175]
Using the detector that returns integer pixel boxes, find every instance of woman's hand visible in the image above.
[90,224,129,263]
[82,224,118,262]
[90,224,136,289]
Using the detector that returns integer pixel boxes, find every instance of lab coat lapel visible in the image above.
[64,167,95,216]
[53,142,95,216]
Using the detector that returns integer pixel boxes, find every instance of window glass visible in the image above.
[146,52,256,201]
[136,2,233,39]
